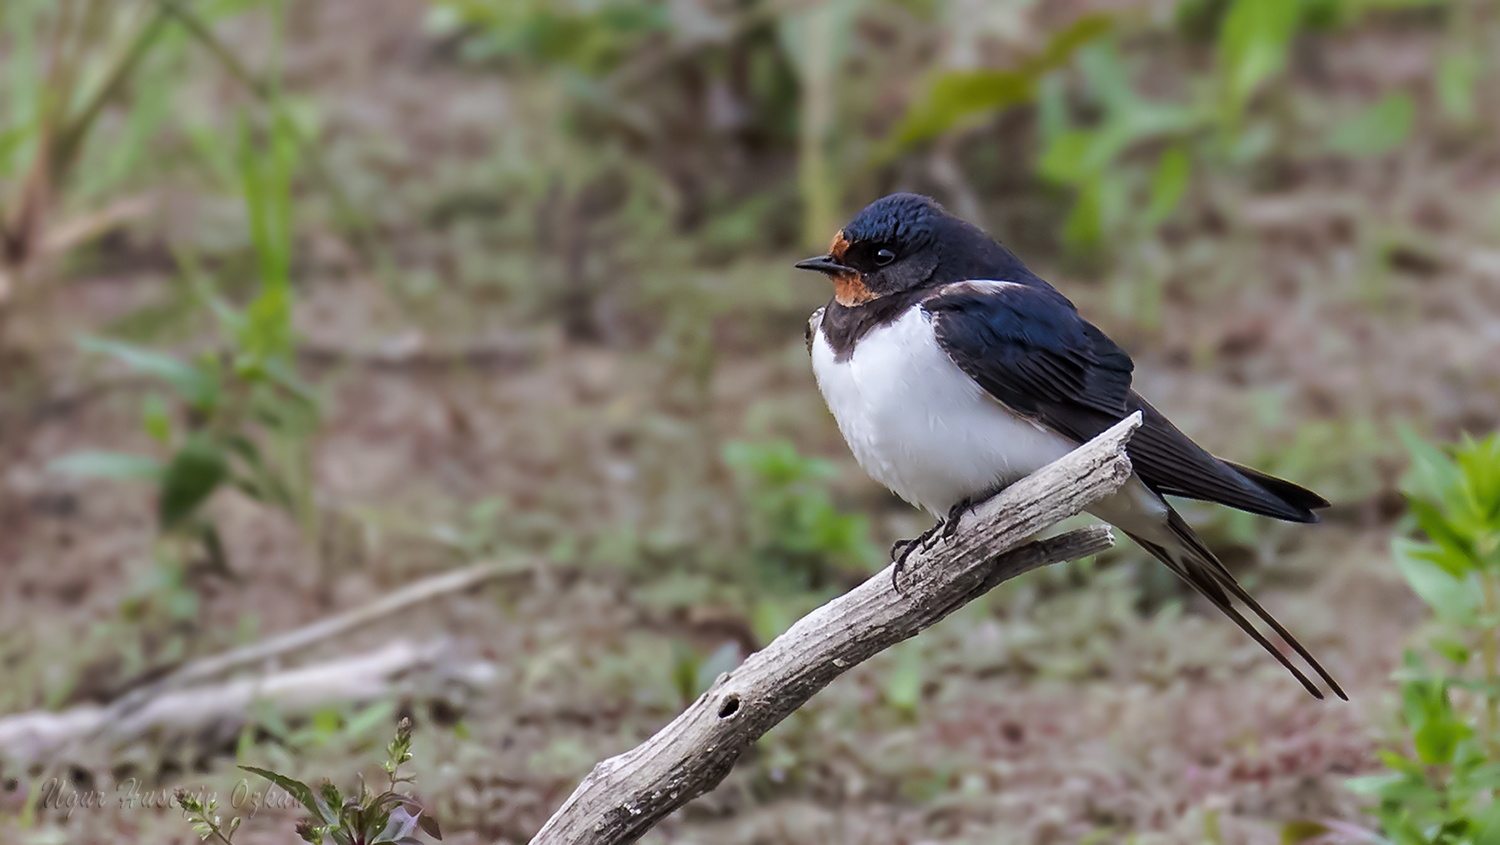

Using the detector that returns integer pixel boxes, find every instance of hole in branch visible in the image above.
[717,695,740,718]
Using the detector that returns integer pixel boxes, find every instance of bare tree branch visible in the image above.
[528,412,1143,845]
[0,639,495,764]
[114,560,528,714]
[0,561,525,767]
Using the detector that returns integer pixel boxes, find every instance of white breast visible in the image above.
[810,303,1077,516]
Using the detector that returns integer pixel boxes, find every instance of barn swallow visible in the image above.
[796,193,1344,700]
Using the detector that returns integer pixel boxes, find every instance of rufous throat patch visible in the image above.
[833,273,875,306]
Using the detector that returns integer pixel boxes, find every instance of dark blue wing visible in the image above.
[922,281,1134,422]
[924,281,1327,523]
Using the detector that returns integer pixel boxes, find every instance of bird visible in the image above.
[794,192,1344,701]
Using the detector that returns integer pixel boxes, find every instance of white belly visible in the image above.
[810,304,1078,516]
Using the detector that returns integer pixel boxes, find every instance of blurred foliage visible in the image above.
[883,0,1477,278]
[248,700,400,757]
[724,438,879,591]
[0,0,176,238]
[1329,431,1500,843]
[1034,0,1441,258]
[717,437,882,647]
[426,0,671,73]
[181,717,443,845]
[0,0,275,304]
[2,0,1497,840]
[52,112,318,577]
[882,14,1114,153]
[671,639,742,705]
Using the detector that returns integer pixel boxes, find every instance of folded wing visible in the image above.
[922,281,1327,522]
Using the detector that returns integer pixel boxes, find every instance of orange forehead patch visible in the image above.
[829,231,849,260]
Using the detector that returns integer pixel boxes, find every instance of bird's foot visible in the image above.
[942,495,982,539]
[889,491,1003,593]
[889,520,947,594]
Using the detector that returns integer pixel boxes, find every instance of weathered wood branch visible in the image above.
[527,412,1143,845]
[0,561,524,766]
[0,639,495,764]
[152,560,526,692]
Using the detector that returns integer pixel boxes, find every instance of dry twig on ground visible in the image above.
[0,640,494,763]
[0,560,524,765]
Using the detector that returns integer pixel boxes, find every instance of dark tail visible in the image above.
[1124,509,1346,701]
[1120,395,1330,524]
[1221,460,1331,522]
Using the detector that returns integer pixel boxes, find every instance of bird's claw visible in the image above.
[889,520,947,594]
[942,496,979,539]
[888,494,997,594]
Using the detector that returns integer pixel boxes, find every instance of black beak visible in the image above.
[794,254,847,275]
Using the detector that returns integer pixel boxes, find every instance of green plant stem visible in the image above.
[160,0,395,284]
[51,4,172,180]
[1484,570,1500,757]
[795,3,839,252]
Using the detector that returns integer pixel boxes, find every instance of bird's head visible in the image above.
[795,192,1033,306]
[794,193,946,306]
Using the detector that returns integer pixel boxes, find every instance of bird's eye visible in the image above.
[875,248,896,266]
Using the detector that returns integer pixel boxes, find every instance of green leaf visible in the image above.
[1414,717,1465,765]
[1473,799,1500,845]
[882,14,1112,151]
[261,357,320,406]
[234,112,300,367]
[1430,637,1471,666]
[694,641,742,697]
[750,598,794,644]
[1061,175,1124,253]
[1377,748,1426,777]
[1062,180,1102,249]
[1453,433,1500,535]
[312,708,342,737]
[1037,131,1095,183]
[239,766,320,819]
[0,119,34,176]
[1445,677,1500,698]
[48,451,163,482]
[142,394,172,444]
[1146,145,1191,224]
[1408,499,1476,568]
[1393,538,1477,622]
[889,69,1034,149]
[1436,49,1480,123]
[158,434,229,529]
[1218,0,1300,104]
[344,701,396,740]
[670,641,699,705]
[78,337,220,411]
[1344,772,1405,794]
[238,115,296,295]
[225,434,295,510]
[1280,819,1327,844]
[177,247,245,333]
[1280,819,1386,844]
[317,779,342,817]
[1397,669,1473,767]
[1075,40,1136,112]
[238,283,294,367]
[883,641,923,714]
[1326,95,1414,158]
[1398,423,1460,503]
